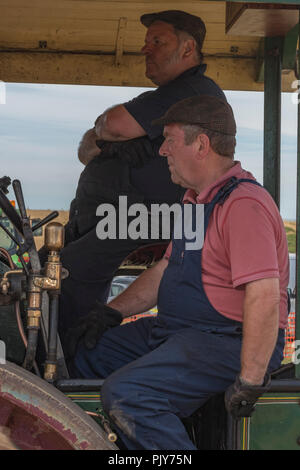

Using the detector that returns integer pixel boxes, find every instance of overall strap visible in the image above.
[204,177,262,231]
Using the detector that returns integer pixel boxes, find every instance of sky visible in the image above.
[0,82,298,220]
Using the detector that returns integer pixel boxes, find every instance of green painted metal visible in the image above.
[255,39,265,83]
[66,391,103,415]
[256,24,297,84]
[295,14,300,379]
[263,36,283,207]
[239,393,300,449]
[66,392,119,444]
[282,24,299,70]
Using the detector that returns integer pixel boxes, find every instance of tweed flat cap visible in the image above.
[140,10,206,51]
[153,95,237,136]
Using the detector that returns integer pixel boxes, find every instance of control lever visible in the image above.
[12,180,40,273]
[0,187,24,236]
[0,176,11,195]
[12,179,27,220]
[32,211,59,233]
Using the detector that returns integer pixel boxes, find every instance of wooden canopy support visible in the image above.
[115,17,128,66]
[0,49,296,92]
[226,2,300,36]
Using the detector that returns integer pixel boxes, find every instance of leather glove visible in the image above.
[99,136,158,168]
[224,374,271,419]
[0,293,18,306]
[66,302,123,358]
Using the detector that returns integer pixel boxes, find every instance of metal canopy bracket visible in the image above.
[282,24,299,70]
[256,24,298,82]
[263,35,283,207]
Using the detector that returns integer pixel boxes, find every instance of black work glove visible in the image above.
[0,293,18,306]
[95,139,110,151]
[98,136,159,168]
[224,374,271,419]
[66,302,123,358]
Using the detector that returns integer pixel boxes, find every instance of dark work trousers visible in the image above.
[72,178,286,450]
[57,222,159,353]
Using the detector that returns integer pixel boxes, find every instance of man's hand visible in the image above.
[225,374,271,419]
[77,128,102,165]
[66,302,123,358]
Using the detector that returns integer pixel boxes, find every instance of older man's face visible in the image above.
[159,123,200,189]
[141,21,184,86]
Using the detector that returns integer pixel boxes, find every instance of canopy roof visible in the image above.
[0,0,299,91]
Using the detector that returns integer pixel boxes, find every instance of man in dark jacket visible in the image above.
[58,10,226,351]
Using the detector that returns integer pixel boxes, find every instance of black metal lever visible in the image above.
[0,187,24,236]
[32,211,59,232]
[12,179,28,220]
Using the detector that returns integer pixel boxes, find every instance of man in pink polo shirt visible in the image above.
[163,158,289,331]
[69,95,289,450]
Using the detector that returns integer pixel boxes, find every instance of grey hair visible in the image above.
[173,29,203,64]
[181,124,236,158]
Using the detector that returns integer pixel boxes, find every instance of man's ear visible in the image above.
[196,133,210,158]
[182,39,196,59]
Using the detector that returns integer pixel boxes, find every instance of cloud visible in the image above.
[4,83,152,132]
[226,90,297,138]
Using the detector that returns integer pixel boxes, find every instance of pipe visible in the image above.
[44,293,59,382]
[22,275,42,372]
[22,328,39,371]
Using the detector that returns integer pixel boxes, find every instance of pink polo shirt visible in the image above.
[165,162,289,329]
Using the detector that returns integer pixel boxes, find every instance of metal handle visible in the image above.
[12,179,28,220]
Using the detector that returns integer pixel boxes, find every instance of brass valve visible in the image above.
[0,269,23,295]
[44,222,65,253]
[33,222,65,291]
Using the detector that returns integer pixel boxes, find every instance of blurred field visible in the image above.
[27,210,69,250]
[27,209,69,226]
[284,221,296,253]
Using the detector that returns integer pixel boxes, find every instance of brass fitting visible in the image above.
[44,222,64,253]
[34,222,65,292]
[27,275,43,328]
[44,362,57,382]
[0,269,23,295]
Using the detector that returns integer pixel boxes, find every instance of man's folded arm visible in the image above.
[94,104,146,142]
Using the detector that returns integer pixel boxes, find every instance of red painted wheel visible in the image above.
[0,361,118,450]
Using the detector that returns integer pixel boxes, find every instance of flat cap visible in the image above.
[153,95,237,136]
[140,10,206,51]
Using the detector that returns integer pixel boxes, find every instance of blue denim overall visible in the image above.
[74,177,285,450]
